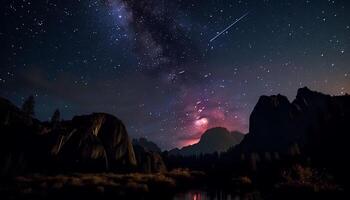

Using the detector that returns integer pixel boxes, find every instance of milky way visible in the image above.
[0,0,349,149]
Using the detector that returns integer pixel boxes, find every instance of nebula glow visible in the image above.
[194,117,209,132]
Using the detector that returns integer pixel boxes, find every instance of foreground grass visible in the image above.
[0,169,206,200]
[0,166,346,200]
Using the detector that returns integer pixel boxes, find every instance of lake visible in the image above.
[173,189,261,200]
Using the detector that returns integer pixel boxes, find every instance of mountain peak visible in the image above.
[297,86,312,95]
[132,137,161,153]
[169,127,244,156]
[296,87,325,99]
[200,127,229,141]
[252,95,291,125]
[241,87,348,154]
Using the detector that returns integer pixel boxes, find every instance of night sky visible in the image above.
[1,0,349,149]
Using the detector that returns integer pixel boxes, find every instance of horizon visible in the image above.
[0,85,345,151]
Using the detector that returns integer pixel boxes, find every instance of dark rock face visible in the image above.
[132,137,166,173]
[292,88,350,166]
[132,137,161,153]
[237,94,305,153]
[0,98,46,175]
[133,144,167,173]
[0,97,137,175]
[170,127,244,156]
[235,87,350,173]
[50,113,137,172]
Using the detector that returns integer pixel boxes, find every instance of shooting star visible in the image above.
[210,11,250,43]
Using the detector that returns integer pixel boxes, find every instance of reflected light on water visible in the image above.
[173,190,243,200]
[192,192,201,200]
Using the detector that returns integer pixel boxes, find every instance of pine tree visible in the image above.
[51,109,61,123]
[51,109,61,130]
[51,109,60,124]
[22,95,35,116]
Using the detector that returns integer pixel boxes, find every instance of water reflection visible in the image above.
[173,190,240,200]
[173,190,260,200]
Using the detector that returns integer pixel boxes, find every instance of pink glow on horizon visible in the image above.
[181,138,201,147]
[177,105,247,148]
[174,87,249,148]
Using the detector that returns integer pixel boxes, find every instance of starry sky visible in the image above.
[0,0,349,150]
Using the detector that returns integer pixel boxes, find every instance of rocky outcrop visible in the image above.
[133,144,167,173]
[132,137,166,173]
[233,87,350,173]
[169,127,244,156]
[50,113,137,172]
[0,97,48,175]
[237,94,305,153]
[292,88,350,164]
[132,137,161,153]
[0,97,137,175]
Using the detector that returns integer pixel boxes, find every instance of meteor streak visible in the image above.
[209,11,250,42]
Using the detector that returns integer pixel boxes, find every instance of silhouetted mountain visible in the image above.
[132,137,161,153]
[0,97,138,174]
[50,113,137,172]
[169,127,244,156]
[235,93,304,154]
[133,144,167,173]
[132,138,166,173]
[230,87,350,175]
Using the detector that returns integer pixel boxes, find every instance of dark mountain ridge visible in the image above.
[0,97,165,174]
[132,137,162,153]
[169,127,244,156]
[132,137,166,173]
[1,87,350,179]
[227,87,350,178]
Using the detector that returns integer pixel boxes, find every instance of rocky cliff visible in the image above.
[132,137,161,153]
[0,97,137,174]
[132,137,166,173]
[50,113,137,172]
[169,127,244,156]
[233,87,350,173]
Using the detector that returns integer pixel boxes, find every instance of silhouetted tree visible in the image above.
[51,109,60,124]
[22,95,35,116]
